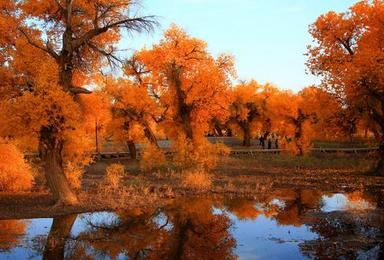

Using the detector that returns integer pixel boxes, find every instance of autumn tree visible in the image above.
[266,86,339,155]
[0,0,156,204]
[80,89,111,154]
[133,25,234,146]
[105,59,165,159]
[227,81,262,146]
[307,0,384,173]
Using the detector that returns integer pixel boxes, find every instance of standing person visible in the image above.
[260,134,265,149]
[267,134,272,149]
[275,134,279,149]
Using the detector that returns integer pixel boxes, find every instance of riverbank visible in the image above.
[1,153,383,219]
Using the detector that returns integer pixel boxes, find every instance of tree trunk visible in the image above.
[172,218,192,260]
[142,121,159,147]
[40,126,79,205]
[43,214,77,260]
[375,136,384,176]
[127,140,137,159]
[171,65,194,141]
[242,125,251,147]
[213,119,224,137]
[181,111,193,141]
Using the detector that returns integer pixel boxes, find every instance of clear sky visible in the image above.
[121,0,359,92]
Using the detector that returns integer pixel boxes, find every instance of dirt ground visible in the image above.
[1,154,383,220]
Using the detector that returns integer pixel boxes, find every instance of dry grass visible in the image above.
[181,170,212,190]
[139,144,166,171]
[103,163,125,188]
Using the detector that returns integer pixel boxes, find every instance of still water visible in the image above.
[0,189,383,259]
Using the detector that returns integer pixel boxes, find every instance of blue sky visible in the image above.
[121,0,359,92]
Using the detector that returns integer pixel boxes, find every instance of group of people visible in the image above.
[259,133,279,149]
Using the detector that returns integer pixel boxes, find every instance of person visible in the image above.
[259,134,265,149]
[275,135,279,149]
[267,134,272,149]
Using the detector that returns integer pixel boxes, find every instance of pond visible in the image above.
[0,189,383,259]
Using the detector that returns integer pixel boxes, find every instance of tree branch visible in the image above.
[73,16,156,51]
[18,28,59,60]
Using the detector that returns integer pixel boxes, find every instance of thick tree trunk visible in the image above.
[43,214,77,260]
[172,218,192,260]
[181,111,193,141]
[242,125,251,147]
[127,140,137,159]
[142,121,159,147]
[171,65,194,141]
[40,126,79,205]
[212,118,224,137]
[294,112,306,156]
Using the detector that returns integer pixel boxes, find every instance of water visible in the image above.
[0,189,383,259]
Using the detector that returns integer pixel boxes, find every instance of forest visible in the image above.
[0,1,384,259]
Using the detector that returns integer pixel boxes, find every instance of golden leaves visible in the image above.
[0,140,33,192]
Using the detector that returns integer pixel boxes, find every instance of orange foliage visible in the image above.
[139,144,166,171]
[105,77,160,146]
[134,25,234,144]
[104,163,125,188]
[0,140,33,192]
[307,0,384,142]
[172,138,230,170]
[181,170,212,190]
[228,81,265,146]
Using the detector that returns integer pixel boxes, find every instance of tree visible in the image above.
[227,81,263,146]
[80,90,111,154]
[267,90,309,155]
[307,0,384,173]
[134,25,234,145]
[105,61,164,158]
[0,0,156,204]
[266,86,340,155]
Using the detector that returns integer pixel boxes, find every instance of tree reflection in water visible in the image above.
[68,197,236,259]
[0,188,382,259]
[0,220,29,252]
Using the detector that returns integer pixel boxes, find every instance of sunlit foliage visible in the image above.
[0,140,33,192]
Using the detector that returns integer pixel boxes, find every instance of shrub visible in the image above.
[140,144,166,171]
[173,138,230,170]
[0,140,34,192]
[182,169,212,190]
[64,162,82,190]
[104,163,125,188]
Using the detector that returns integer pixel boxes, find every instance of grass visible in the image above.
[225,152,376,171]
[82,152,382,199]
[1,151,383,219]
[312,139,378,148]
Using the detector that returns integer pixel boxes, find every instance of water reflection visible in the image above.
[0,189,383,259]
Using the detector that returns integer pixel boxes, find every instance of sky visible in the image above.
[120,0,360,92]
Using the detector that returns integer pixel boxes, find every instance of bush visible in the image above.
[104,163,125,188]
[140,144,166,171]
[64,162,82,190]
[182,170,212,190]
[0,140,34,192]
[173,138,230,170]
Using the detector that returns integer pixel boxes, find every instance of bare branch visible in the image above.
[73,16,157,51]
[336,37,354,56]
[69,86,92,94]
[18,28,59,60]
[88,42,122,68]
